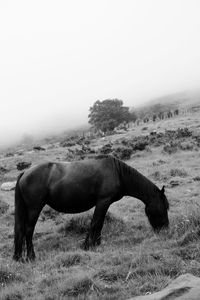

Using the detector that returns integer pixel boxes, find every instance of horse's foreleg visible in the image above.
[83,199,110,250]
[25,207,43,261]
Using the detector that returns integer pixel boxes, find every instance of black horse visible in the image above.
[13,155,169,261]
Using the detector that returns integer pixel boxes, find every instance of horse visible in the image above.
[13,155,169,261]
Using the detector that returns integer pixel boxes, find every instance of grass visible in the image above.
[0,283,24,300]
[54,251,90,268]
[0,110,200,299]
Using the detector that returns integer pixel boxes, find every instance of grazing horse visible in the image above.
[13,155,169,261]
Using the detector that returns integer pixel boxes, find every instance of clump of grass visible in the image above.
[94,251,133,283]
[57,213,92,235]
[0,283,24,300]
[126,252,184,283]
[130,273,169,296]
[60,272,93,297]
[99,250,133,267]
[102,212,126,242]
[177,231,200,247]
[173,244,200,261]
[96,268,120,283]
[54,251,89,268]
[183,259,200,276]
[37,271,63,291]
[58,211,125,240]
[96,265,128,283]
[0,265,23,287]
[104,212,125,227]
[169,208,200,238]
[40,206,61,221]
[95,282,122,298]
[36,233,70,254]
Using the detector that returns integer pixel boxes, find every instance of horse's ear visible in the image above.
[161,185,165,194]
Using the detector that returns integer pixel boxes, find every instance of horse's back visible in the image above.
[47,158,120,197]
[19,158,121,212]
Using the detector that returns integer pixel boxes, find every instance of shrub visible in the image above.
[100,143,113,154]
[180,141,194,151]
[112,147,132,160]
[177,127,192,138]
[0,200,9,215]
[162,142,179,154]
[16,161,31,171]
[0,166,7,174]
[150,171,167,181]
[169,168,188,178]
[132,140,148,151]
[121,137,148,151]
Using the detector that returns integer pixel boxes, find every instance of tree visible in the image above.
[88,99,134,132]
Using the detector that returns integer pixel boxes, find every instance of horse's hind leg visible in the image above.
[13,222,25,261]
[25,207,44,261]
[83,199,110,250]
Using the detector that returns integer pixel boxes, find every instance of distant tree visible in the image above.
[129,111,137,123]
[88,99,135,132]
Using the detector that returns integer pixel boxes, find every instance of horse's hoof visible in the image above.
[26,254,36,262]
[80,241,89,251]
[13,255,25,263]
[81,240,100,251]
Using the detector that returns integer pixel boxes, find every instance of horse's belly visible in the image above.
[47,185,97,214]
[48,198,95,214]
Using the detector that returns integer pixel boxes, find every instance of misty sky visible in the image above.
[1,0,200,146]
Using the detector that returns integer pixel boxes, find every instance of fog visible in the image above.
[1,0,200,147]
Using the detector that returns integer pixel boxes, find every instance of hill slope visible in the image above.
[133,90,200,118]
[0,104,200,299]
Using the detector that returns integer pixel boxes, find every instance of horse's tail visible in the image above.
[13,172,26,261]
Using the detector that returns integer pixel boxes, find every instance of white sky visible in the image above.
[1,0,200,146]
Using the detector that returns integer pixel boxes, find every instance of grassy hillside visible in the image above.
[134,90,200,119]
[0,109,200,299]
[150,90,200,108]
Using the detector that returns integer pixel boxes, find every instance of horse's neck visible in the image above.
[122,165,157,205]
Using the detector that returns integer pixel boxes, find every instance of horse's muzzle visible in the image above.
[153,220,169,233]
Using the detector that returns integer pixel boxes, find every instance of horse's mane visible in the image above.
[94,155,169,208]
[96,155,160,203]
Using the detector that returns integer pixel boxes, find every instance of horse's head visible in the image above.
[145,186,169,231]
